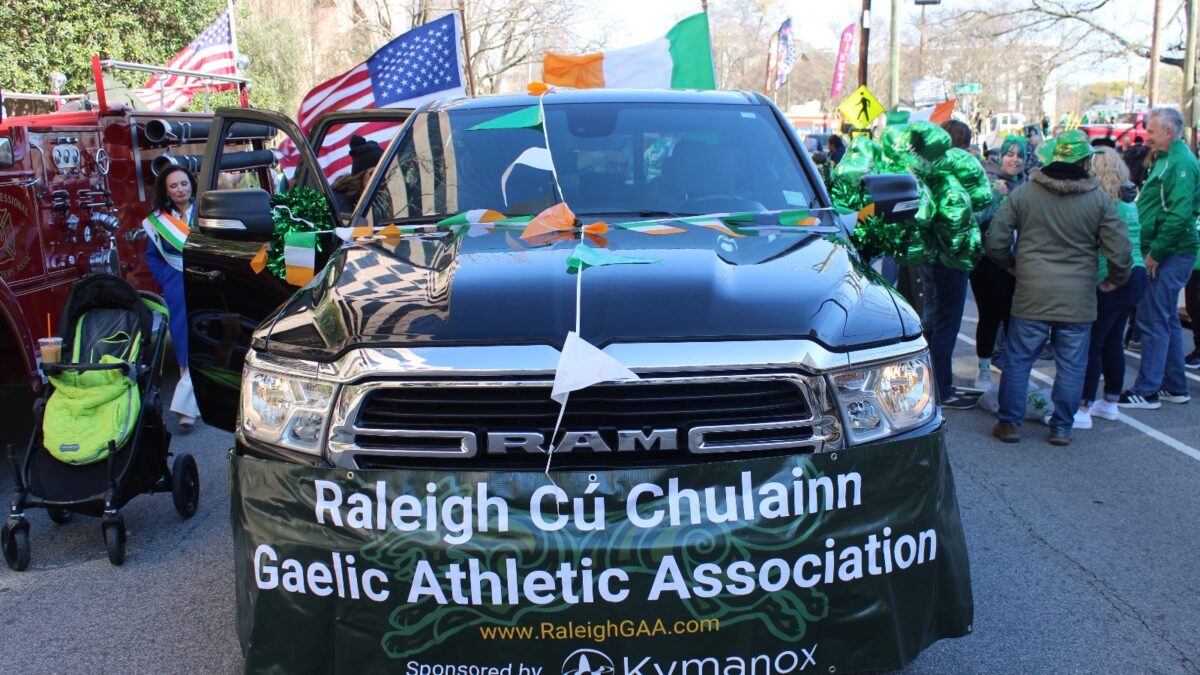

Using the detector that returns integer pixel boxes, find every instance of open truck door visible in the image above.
[182,107,412,430]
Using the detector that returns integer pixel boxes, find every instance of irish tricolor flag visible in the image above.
[543,13,715,90]
[284,231,317,286]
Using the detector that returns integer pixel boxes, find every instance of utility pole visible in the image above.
[917,5,926,76]
[858,0,871,87]
[1186,0,1198,152]
[1150,0,1162,107]
[889,0,900,107]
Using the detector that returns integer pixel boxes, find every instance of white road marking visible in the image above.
[956,330,1200,463]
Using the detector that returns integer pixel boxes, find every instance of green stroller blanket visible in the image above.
[44,355,140,465]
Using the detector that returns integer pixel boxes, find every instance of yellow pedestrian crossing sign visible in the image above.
[838,85,885,130]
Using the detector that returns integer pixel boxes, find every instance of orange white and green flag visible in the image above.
[284,231,316,286]
[543,13,715,90]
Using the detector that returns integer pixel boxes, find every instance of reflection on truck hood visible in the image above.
[257,225,919,358]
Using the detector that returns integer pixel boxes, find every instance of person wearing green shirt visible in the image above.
[1120,107,1200,409]
[1082,147,1146,424]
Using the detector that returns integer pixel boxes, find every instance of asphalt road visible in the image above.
[3,317,1200,674]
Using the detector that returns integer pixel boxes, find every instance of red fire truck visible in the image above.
[0,57,270,433]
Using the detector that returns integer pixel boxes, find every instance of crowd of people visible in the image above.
[932,107,1198,445]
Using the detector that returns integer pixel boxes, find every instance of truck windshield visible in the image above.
[365,102,816,222]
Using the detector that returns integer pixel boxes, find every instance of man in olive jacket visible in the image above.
[985,130,1132,446]
[1119,107,1200,410]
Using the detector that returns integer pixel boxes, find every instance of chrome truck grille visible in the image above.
[328,374,837,469]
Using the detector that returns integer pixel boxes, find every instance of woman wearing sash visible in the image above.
[143,167,200,431]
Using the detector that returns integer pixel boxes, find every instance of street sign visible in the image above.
[912,76,948,108]
[838,85,885,129]
[954,83,982,95]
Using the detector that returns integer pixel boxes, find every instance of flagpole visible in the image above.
[457,1,478,96]
[227,0,250,107]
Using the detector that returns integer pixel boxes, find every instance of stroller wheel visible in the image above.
[47,507,74,525]
[172,453,200,519]
[2,522,30,572]
[102,515,126,566]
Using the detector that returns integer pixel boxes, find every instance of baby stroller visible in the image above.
[3,274,199,570]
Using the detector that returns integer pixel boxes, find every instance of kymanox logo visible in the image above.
[561,649,615,675]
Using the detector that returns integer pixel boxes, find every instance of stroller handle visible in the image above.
[43,361,132,377]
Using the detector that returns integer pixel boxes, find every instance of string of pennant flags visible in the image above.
[251,202,847,286]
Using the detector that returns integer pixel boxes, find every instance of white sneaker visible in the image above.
[974,370,992,391]
[1042,410,1092,429]
[1089,399,1120,421]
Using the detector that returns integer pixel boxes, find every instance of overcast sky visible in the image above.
[578,0,1161,84]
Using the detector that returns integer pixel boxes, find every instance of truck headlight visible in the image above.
[830,353,935,445]
[241,355,336,455]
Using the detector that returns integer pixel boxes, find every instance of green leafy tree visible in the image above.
[234,8,310,114]
[0,0,225,94]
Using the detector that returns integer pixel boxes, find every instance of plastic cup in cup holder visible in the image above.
[39,337,63,365]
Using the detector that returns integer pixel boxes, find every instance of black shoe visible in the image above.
[941,394,979,410]
[992,422,1020,443]
[1118,391,1161,409]
[1048,427,1071,446]
[1158,390,1191,404]
[1185,351,1200,370]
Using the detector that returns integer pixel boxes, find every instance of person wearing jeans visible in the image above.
[1123,252,1197,406]
[999,319,1091,432]
[919,264,972,409]
[1083,267,1147,414]
[1120,107,1200,409]
[1185,260,1200,369]
[985,130,1132,446]
[1081,150,1146,423]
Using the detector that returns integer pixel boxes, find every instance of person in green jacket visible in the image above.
[1119,107,1200,409]
[1081,147,1146,424]
[985,130,1132,445]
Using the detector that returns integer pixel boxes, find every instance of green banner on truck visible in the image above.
[231,429,972,673]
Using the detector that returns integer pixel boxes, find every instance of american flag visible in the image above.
[278,12,467,180]
[135,10,238,111]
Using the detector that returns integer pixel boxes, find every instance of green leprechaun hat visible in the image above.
[1036,129,1098,165]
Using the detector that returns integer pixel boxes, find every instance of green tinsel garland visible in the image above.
[266,187,332,281]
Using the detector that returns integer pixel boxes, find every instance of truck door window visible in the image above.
[0,137,12,168]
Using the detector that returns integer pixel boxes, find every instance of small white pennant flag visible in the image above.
[551,331,640,404]
[501,146,555,206]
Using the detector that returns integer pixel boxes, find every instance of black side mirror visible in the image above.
[862,173,920,224]
[196,189,274,239]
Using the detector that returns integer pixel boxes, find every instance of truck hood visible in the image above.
[257,221,920,358]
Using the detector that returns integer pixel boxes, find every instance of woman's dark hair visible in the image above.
[826,135,846,152]
[152,166,198,214]
[941,119,972,150]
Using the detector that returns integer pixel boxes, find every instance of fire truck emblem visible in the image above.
[0,208,15,267]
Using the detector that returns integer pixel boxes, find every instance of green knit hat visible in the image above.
[1036,129,1097,164]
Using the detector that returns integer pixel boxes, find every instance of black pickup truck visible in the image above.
[184,89,971,673]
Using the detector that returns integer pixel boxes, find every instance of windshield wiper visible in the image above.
[574,210,695,218]
[374,215,453,225]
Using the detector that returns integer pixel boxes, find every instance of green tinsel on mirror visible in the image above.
[266,187,331,281]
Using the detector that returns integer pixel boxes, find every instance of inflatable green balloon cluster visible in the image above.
[830,120,991,270]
